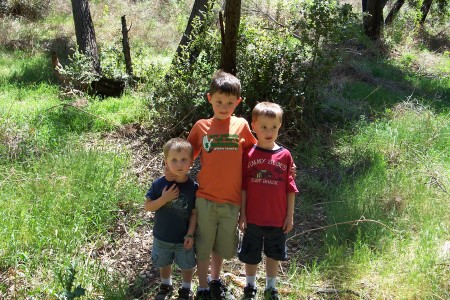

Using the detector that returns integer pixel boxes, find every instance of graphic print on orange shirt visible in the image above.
[202,133,239,152]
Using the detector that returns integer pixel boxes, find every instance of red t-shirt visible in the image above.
[188,116,257,205]
[242,145,298,227]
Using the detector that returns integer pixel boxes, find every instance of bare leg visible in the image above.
[210,250,223,280]
[266,257,279,278]
[181,268,194,284]
[265,257,279,289]
[197,259,210,289]
[245,263,258,277]
[160,265,172,282]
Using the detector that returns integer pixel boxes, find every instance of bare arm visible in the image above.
[184,208,197,249]
[238,190,247,232]
[283,192,296,233]
[144,184,179,212]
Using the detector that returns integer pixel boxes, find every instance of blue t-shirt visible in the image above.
[146,176,198,243]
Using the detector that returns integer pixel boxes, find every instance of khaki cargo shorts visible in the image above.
[195,197,240,261]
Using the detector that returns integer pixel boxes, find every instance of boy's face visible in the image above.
[252,115,282,149]
[207,92,242,120]
[164,149,192,178]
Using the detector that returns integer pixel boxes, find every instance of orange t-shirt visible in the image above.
[188,116,257,205]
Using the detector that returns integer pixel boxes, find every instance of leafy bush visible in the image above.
[148,0,362,142]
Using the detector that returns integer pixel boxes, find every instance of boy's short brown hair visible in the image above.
[163,138,193,159]
[252,102,283,122]
[209,70,241,97]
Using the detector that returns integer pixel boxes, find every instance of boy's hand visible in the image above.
[290,163,297,178]
[184,236,194,249]
[283,215,294,233]
[161,184,179,203]
[238,214,247,232]
[163,165,176,181]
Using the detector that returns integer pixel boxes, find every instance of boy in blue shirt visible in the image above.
[145,138,198,300]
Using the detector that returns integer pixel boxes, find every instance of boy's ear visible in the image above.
[236,97,242,106]
[206,93,212,103]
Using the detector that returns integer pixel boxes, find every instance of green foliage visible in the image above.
[148,3,220,143]
[56,262,86,300]
[317,103,450,298]
[150,0,362,141]
[383,0,450,47]
[60,49,100,87]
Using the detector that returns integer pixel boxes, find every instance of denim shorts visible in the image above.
[151,237,196,270]
[238,223,287,264]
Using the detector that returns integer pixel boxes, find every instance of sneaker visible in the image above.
[177,287,194,300]
[242,285,257,300]
[208,279,235,300]
[155,283,174,300]
[263,287,280,300]
[195,289,213,300]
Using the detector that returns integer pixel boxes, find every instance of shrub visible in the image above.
[148,0,362,143]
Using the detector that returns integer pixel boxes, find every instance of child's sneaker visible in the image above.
[241,285,257,300]
[155,283,174,300]
[263,287,279,300]
[194,289,212,300]
[208,279,235,300]
[177,287,194,300]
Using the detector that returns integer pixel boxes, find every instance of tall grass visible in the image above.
[305,104,450,299]
[0,50,146,297]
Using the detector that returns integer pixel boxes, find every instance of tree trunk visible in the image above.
[419,0,433,25]
[174,0,211,62]
[220,0,241,75]
[71,0,101,74]
[363,0,385,40]
[385,0,405,25]
[121,15,133,76]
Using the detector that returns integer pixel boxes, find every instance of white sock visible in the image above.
[162,277,172,286]
[208,275,220,282]
[182,281,191,289]
[266,276,276,289]
[246,275,256,287]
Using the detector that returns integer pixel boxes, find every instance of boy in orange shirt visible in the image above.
[166,70,256,299]
[188,70,257,300]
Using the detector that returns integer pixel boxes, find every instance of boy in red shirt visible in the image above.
[238,102,298,300]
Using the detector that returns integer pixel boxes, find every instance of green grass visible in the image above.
[307,106,450,299]
[0,141,142,297]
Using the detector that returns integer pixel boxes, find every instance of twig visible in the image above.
[248,7,301,39]
[168,105,198,133]
[287,218,399,241]
[362,86,380,101]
